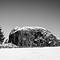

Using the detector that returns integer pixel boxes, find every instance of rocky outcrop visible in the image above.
[8,26,60,47]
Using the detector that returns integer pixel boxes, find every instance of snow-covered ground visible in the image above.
[0,47,60,60]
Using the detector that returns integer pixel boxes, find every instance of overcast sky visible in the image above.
[0,0,60,39]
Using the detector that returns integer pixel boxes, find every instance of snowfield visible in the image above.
[0,47,60,60]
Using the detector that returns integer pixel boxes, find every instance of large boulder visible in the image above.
[8,26,60,47]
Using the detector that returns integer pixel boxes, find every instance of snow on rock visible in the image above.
[10,26,49,35]
[8,26,60,47]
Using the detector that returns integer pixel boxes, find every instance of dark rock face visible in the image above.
[8,27,60,47]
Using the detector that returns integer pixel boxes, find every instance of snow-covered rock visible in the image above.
[10,26,48,34]
[8,26,60,47]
